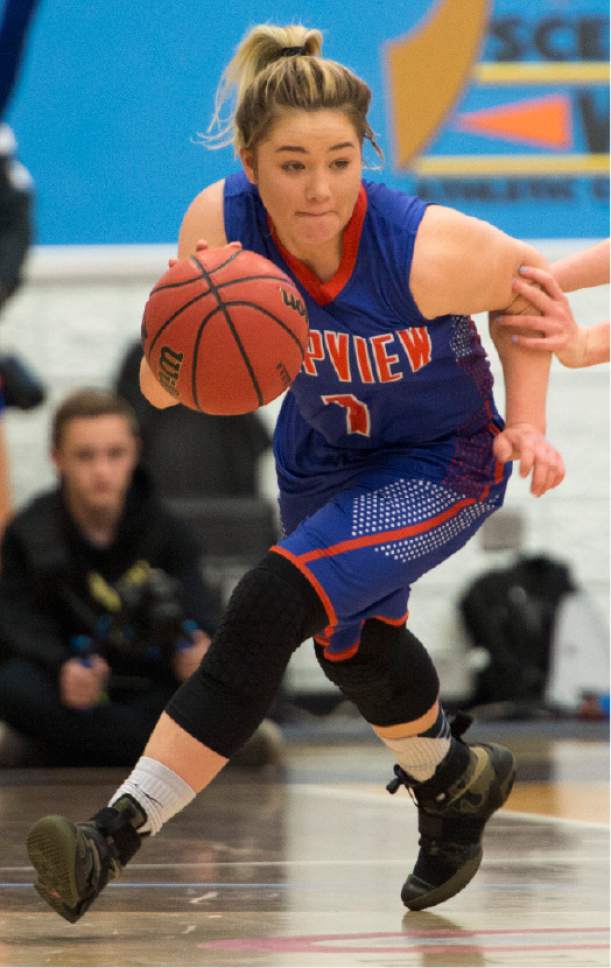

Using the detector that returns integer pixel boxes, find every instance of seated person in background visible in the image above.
[0,388,279,767]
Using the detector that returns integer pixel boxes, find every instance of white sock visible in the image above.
[383,734,451,782]
[109,756,196,835]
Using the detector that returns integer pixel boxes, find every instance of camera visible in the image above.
[95,568,193,662]
[116,569,188,647]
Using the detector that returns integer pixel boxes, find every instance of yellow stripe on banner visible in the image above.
[413,153,610,176]
[474,62,610,85]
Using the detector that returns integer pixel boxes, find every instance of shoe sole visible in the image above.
[402,747,517,912]
[27,816,83,923]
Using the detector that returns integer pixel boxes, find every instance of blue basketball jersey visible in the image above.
[224,171,501,501]
[224,172,508,657]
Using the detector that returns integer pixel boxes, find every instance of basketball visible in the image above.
[141,245,309,414]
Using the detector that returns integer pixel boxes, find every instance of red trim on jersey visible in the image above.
[478,413,506,502]
[313,611,409,662]
[267,186,368,306]
[313,626,333,647]
[269,545,338,626]
[319,638,362,662]
[297,496,478,564]
[370,610,410,627]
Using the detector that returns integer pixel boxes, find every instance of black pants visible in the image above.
[0,658,177,767]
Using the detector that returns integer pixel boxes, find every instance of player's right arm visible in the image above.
[140,180,229,408]
[178,178,228,256]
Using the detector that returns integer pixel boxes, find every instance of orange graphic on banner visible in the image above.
[385,0,490,168]
[455,94,573,150]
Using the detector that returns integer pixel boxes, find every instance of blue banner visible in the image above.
[7,0,608,243]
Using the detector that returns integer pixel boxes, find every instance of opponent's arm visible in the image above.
[549,239,610,293]
[410,206,563,496]
[140,181,229,408]
[495,265,610,368]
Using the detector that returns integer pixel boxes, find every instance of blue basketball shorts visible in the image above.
[272,434,509,660]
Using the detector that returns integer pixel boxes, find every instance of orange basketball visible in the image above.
[141,245,309,414]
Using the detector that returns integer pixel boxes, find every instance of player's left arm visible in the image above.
[410,206,564,497]
[140,182,231,410]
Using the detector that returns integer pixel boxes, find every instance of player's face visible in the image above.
[241,109,363,260]
[53,415,139,517]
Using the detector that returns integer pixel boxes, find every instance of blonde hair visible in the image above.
[202,23,383,160]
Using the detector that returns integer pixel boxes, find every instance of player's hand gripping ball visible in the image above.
[141,244,309,414]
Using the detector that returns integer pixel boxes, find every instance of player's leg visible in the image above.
[316,619,446,780]
[277,454,514,910]
[26,551,327,922]
[316,620,515,910]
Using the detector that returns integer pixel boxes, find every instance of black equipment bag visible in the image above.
[459,554,576,707]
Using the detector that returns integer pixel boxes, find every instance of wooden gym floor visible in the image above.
[0,725,608,968]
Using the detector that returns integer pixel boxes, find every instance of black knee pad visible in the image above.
[166,551,326,756]
[316,620,439,727]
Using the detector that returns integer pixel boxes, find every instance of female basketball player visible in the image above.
[27,23,565,922]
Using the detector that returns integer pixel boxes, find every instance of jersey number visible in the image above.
[321,394,371,436]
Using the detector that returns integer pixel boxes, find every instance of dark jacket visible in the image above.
[116,341,271,499]
[0,466,221,681]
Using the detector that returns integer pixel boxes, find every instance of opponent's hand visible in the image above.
[59,655,110,710]
[167,239,242,270]
[172,629,211,682]
[493,422,565,497]
[496,266,587,368]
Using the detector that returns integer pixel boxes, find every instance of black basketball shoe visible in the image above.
[387,713,516,911]
[26,795,145,923]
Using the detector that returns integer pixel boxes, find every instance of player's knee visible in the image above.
[200,551,327,697]
[316,620,400,693]
[316,620,439,724]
